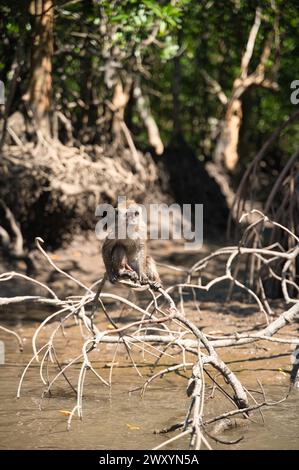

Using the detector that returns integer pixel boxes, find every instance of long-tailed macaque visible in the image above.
[102,199,161,289]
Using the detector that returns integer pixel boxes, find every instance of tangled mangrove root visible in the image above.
[1,211,298,450]
[0,139,160,248]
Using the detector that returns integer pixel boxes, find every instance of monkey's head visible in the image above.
[116,199,146,239]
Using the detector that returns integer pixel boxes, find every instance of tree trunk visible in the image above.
[172,52,182,139]
[212,8,278,172]
[111,79,131,144]
[133,78,164,155]
[27,0,53,136]
[214,98,242,171]
[79,0,97,140]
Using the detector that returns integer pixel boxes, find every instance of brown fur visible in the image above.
[102,200,161,288]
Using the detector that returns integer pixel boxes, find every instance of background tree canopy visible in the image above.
[0,0,298,252]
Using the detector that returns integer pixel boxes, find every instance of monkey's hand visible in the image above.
[108,270,139,284]
[121,269,139,283]
[140,273,162,291]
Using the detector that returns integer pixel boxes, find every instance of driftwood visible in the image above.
[0,211,297,450]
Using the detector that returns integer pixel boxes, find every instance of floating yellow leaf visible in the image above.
[105,361,119,367]
[126,423,140,430]
[59,409,71,416]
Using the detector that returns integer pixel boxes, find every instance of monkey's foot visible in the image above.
[140,273,161,291]
[149,281,162,291]
[140,273,149,285]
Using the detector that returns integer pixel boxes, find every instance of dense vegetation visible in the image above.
[1,1,298,157]
[0,0,298,251]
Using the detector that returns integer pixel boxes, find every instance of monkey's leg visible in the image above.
[102,242,119,283]
[143,256,162,290]
[108,245,128,283]
[105,245,136,283]
[107,266,120,283]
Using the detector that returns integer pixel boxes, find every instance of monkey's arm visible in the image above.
[129,240,161,289]
[140,255,162,290]
[146,255,161,282]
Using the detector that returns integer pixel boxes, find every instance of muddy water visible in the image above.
[0,322,299,450]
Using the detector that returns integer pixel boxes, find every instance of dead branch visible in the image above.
[240,8,262,79]
[0,211,297,450]
[0,324,23,351]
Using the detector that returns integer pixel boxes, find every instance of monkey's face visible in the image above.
[115,201,146,240]
[115,206,139,227]
[126,205,141,228]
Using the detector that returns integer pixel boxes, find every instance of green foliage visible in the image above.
[0,0,298,175]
